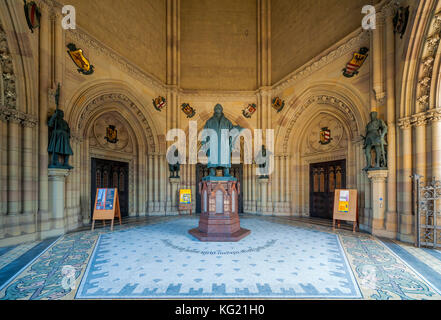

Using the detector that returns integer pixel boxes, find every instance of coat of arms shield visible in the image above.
[67,43,94,75]
[105,125,118,144]
[343,47,369,78]
[153,96,167,111]
[272,97,285,113]
[24,1,41,33]
[242,103,257,118]
[319,127,332,145]
[181,103,196,118]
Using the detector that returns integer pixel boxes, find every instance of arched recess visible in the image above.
[65,81,160,220]
[277,82,368,155]
[277,83,368,216]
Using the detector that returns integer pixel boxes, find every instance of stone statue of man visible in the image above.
[202,104,243,177]
[48,109,73,169]
[362,111,388,171]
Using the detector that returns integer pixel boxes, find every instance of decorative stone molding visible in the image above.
[66,27,165,94]
[398,108,441,128]
[78,93,156,153]
[0,23,16,110]
[416,12,441,112]
[0,106,38,127]
[273,30,370,92]
[282,94,358,154]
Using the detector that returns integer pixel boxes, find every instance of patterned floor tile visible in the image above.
[76,218,361,299]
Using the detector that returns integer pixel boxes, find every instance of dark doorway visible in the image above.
[196,164,243,214]
[91,158,129,219]
[309,159,346,219]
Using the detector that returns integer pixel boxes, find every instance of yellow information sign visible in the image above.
[179,189,192,204]
[338,190,349,213]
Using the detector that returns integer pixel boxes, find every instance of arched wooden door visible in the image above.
[309,160,346,219]
[91,158,129,219]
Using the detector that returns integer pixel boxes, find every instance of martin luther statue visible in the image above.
[201,104,243,177]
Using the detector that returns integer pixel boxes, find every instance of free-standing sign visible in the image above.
[333,189,358,232]
[92,188,122,231]
[179,189,192,215]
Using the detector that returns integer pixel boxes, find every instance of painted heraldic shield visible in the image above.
[343,47,369,78]
[24,1,41,32]
[67,43,95,75]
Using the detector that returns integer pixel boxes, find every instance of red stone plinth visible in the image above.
[189,178,250,242]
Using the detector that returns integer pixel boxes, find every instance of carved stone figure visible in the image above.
[201,104,243,177]
[48,109,73,169]
[362,111,388,171]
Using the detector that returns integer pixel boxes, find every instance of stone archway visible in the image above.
[63,83,161,225]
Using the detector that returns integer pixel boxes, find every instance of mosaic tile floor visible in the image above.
[0,216,440,300]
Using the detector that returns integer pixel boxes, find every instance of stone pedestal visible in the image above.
[167,177,180,215]
[367,169,393,237]
[189,176,250,242]
[257,178,270,215]
[43,168,70,238]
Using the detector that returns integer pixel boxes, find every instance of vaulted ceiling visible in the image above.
[67,0,380,90]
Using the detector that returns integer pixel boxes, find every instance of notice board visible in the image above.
[178,189,192,215]
[333,189,358,232]
[92,188,122,231]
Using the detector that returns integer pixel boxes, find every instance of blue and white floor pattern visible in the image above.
[76,218,360,299]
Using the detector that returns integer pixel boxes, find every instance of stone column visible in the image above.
[168,177,180,216]
[368,169,390,237]
[258,178,269,215]
[251,164,257,213]
[44,168,70,238]
[6,120,21,236]
[22,124,36,234]
[38,3,51,233]
[160,155,166,213]
[0,115,7,239]
[399,123,414,242]
[384,3,398,234]
[285,155,290,213]
[432,116,441,179]
[147,154,153,213]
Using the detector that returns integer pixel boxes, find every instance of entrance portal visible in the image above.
[309,160,346,219]
[196,164,243,214]
[91,158,129,219]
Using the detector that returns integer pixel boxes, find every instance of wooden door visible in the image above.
[91,158,129,219]
[196,164,243,214]
[309,160,346,219]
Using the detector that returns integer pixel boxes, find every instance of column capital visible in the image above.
[367,169,388,182]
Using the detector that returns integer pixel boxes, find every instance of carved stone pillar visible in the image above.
[6,119,21,237]
[258,178,269,215]
[398,121,414,242]
[168,177,180,216]
[22,123,36,234]
[368,169,394,238]
[38,2,51,232]
[43,168,70,238]
[385,4,398,234]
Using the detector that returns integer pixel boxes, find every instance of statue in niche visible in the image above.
[201,104,243,177]
[256,145,271,179]
[168,145,180,178]
[362,111,388,171]
[48,84,73,169]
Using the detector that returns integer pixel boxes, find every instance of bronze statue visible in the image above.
[48,84,73,169]
[168,146,180,178]
[201,104,243,177]
[362,111,387,171]
[256,145,271,179]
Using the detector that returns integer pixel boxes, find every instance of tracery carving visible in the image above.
[78,93,155,153]
[282,95,358,154]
